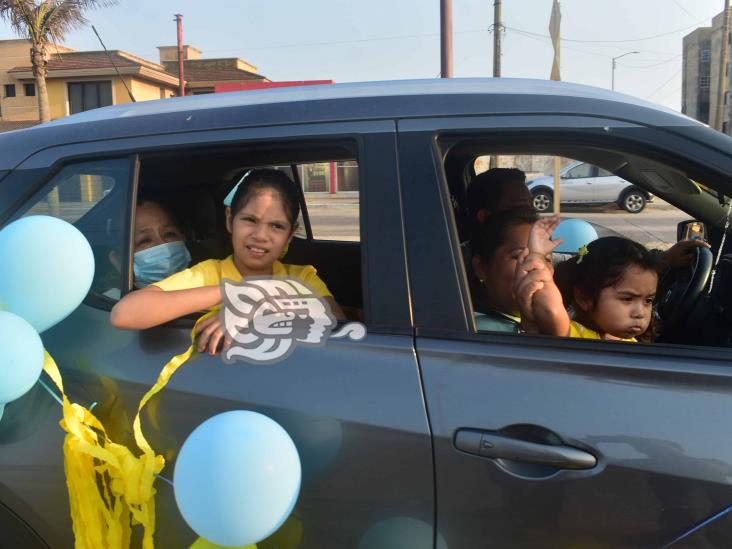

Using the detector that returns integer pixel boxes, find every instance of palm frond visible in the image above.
[0,0,37,40]
[1,0,119,45]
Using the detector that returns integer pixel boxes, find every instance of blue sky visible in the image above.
[0,0,723,111]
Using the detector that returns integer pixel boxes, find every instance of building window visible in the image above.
[68,81,113,114]
[4,84,16,98]
[701,49,711,62]
[700,76,710,89]
[24,83,35,97]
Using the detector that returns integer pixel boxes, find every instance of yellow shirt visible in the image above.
[152,255,332,297]
[569,320,636,342]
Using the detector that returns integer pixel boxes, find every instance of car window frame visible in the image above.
[398,114,732,359]
[10,119,409,333]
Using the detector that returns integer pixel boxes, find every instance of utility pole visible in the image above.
[175,14,185,97]
[440,0,453,77]
[493,0,502,77]
[716,0,730,132]
[549,0,561,215]
[489,0,502,168]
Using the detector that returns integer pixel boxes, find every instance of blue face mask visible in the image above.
[134,241,191,286]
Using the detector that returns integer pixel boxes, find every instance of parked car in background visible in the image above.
[527,160,652,213]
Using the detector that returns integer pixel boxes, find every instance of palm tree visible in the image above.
[0,0,116,123]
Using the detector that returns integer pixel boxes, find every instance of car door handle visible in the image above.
[454,429,596,470]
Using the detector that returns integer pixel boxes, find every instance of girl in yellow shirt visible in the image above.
[516,218,659,343]
[111,168,343,354]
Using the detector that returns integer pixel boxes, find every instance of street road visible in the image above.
[306,200,688,246]
[560,201,687,248]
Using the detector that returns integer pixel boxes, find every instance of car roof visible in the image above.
[42,78,691,126]
[0,78,708,170]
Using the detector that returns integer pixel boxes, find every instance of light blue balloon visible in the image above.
[551,218,599,254]
[0,216,94,332]
[0,311,44,405]
[174,411,301,547]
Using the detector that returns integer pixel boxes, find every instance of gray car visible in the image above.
[2,79,732,548]
[527,160,652,213]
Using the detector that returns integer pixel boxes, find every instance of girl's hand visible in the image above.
[194,314,231,356]
[527,215,562,259]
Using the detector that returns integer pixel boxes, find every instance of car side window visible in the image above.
[138,145,364,320]
[288,160,360,242]
[565,163,593,179]
[597,167,613,177]
[19,158,130,297]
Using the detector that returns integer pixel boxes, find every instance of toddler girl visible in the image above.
[518,219,659,342]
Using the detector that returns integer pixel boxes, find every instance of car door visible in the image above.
[0,120,434,549]
[398,115,732,548]
[593,166,627,202]
[560,162,596,203]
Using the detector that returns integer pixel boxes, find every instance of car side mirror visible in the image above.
[677,219,707,242]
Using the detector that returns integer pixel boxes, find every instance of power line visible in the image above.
[505,13,715,44]
[202,28,489,54]
[645,67,683,100]
[510,28,679,63]
[617,54,682,69]
[509,28,613,59]
[672,0,700,20]
[656,84,682,104]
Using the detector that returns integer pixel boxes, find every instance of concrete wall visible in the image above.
[475,155,573,179]
[47,79,68,119]
[683,11,732,132]
[45,76,175,118]
[0,40,38,121]
[682,28,712,124]
[130,78,173,101]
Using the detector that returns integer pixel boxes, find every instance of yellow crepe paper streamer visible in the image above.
[43,310,216,548]
[189,537,256,549]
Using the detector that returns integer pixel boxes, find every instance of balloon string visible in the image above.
[38,377,64,406]
[38,370,175,489]
[156,474,174,488]
[38,375,97,412]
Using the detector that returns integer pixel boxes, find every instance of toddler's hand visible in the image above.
[528,215,562,259]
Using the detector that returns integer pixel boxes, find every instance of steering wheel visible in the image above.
[656,245,714,333]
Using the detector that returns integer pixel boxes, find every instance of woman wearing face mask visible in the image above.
[105,198,191,299]
[132,199,191,286]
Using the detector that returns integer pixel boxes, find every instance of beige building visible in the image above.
[1,41,270,131]
[682,11,730,131]
[157,45,267,95]
[0,39,73,123]
[0,40,180,127]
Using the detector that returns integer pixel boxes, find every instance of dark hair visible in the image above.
[229,168,301,227]
[471,207,538,264]
[135,191,189,240]
[467,168,527,222]
[571,236,660,306]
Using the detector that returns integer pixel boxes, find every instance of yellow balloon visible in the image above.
[189,537,257,549]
